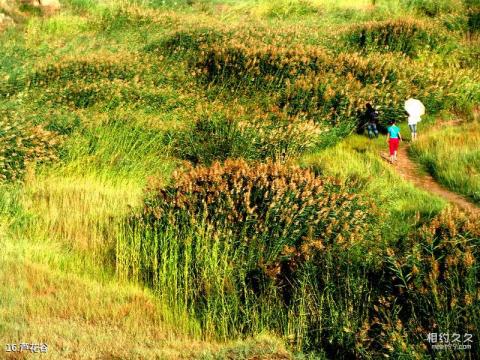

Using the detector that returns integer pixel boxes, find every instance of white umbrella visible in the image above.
[404,98,425,119]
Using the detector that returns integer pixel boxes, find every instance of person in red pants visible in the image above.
[386,120,402,163]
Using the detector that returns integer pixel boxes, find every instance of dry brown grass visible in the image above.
[0,257,217,359]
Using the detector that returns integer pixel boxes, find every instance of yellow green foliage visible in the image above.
[171,109,325,164]
[411,121,480,203]
[188,32,479,126]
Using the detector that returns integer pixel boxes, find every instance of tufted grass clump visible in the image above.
[343,19,450,57]
[37,79,132,109]
[169,110,326,164]
[36,79,179,110]
[370,207,480,356]
[118,160,380,352]
[168,114,257,165]
[194,39,330,88]
[145,28,226,57]
[0,117,63,182]
[28,53,139,87]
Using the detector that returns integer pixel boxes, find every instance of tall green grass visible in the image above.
[118,160,381,355]
[1,0,480,358]
[410,121,480,204]
[119,156,480,356]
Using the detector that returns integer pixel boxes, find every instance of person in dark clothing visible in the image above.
[365,103,379,138]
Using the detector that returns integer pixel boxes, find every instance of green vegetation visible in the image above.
[411,121,480,204]
[1,0,479,358]
[344,19,451,56]
[119,160,379,354]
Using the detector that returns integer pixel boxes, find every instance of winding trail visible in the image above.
[382,121,479,215]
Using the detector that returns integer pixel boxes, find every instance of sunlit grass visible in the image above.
[411,121,480,203]
[301,134,446,238]
[1,0,479,357]
[0,238,212,359]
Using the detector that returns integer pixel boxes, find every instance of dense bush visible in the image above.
[118,160,379,353]
[0,117,63,181]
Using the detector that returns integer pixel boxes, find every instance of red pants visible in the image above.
[389,138,399,155]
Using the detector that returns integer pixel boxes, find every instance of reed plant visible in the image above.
[2,0,479,357]
[119,160,381,354]
[0,116,63,182]
[169,110,325,164]
[119,158,480,356]
[343,19,450,57]
[372,207,480,356]
[184,30,479,128]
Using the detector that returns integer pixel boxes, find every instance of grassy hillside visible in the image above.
[1,0,479,358]
[411,121,480,204]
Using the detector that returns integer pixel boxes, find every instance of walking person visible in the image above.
[408,114,420,141]
[365,103,379,138]
[386,120,402,163]
[404,98,425,142]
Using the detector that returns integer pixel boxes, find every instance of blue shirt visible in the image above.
[388,125,400,139]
